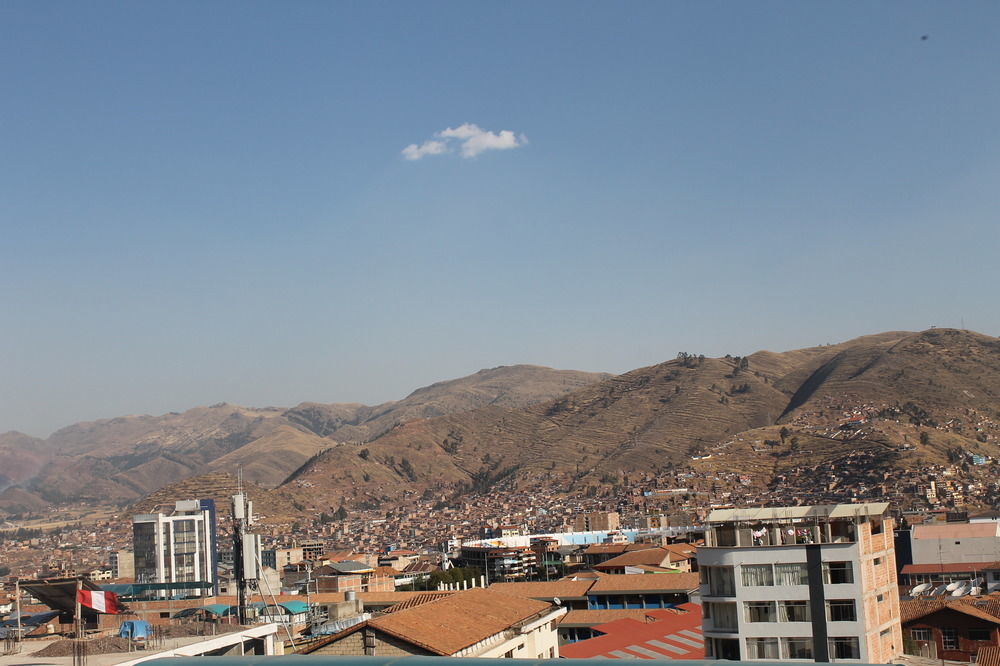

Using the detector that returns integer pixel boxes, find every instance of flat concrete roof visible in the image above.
[707,502,890,523]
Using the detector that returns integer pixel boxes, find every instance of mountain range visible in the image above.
[1,328,998,517]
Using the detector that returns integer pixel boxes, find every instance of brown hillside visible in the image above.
[129,472,298,524]
[283,365,611,443]
[287,329,1000,511]
[0,365,607,514]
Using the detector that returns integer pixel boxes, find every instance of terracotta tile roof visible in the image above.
[369,587,555,655]
[490,580,595,600]
[901,598,1000,625]
[560,603,704,660]
[382,592,454,613]
[630,565,678,573]
[661,543,697,557]
[559,571,609,581]
[595,547,680,569]
[589,573,700,593]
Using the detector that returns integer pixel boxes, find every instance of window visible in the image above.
[704,566,736,596]
[873,557,882,566]
[876,594,884,602]
[746,637,779,659]
[745,601,777,622]
[775,563,809,585]
[942,628,958,650]
[742,564,774,586]
[969,629,991,641]
[829,636,860,660]
[708,602,738,631]
[828,600,857,622]
[823,561,854,584]
[779,600,811,622]
[159,612,170,618]
[783,638,814,659]
[910,629,931,641]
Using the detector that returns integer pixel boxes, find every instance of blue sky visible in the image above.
[2,2,999,436]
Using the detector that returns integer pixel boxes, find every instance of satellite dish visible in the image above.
[553,597,562,606]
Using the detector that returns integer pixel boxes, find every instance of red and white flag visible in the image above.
[77,590,120,614]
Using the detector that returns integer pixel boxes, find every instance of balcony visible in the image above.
[705,519,856,548]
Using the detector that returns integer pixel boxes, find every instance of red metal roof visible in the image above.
[560,603,704,660]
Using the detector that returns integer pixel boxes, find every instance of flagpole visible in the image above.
[14,579,22,653]
[75,577,83,638]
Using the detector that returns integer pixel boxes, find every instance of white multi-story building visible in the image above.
[699,502,902,663]
[132,499,218,598]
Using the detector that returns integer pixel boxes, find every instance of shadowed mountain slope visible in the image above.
[285,329,1000,511]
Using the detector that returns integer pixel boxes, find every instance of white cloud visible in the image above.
[401,123,527,160]
[401,139,448,161]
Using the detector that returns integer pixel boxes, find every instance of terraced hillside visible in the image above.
[285,329,1000,511]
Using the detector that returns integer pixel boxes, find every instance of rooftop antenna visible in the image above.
[232,470,258,626]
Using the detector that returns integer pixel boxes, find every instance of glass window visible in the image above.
[775,563,809,585]
[823,561,854,584]
[829,636,860,660]
[709,602,738,631]
[828,600,857,622]
[783,637,814,659]
[747,637,779,659]
[779,600,811,622]
[705,566,736,596]
[742,564,774,586]
[968,629,990,641]
[745,601,777,622]
[910,629,931,641]
[942,628,958,650]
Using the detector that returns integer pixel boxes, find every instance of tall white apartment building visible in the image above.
[133,499,218,598]
[699,502,902,663]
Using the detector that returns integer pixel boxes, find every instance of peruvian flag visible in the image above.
[77,590,120,614]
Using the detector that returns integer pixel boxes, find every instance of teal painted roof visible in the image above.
[279,601,309,614]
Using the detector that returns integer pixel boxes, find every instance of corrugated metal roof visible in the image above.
[560,604,704,660]
[707,502,889,523]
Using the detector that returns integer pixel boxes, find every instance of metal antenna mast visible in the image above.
[231,482,258,626]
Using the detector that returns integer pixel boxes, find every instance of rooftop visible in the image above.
[306,587,558,656]
[707,502,890,523]
[560,604,704,660]
[589,572,700,594]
